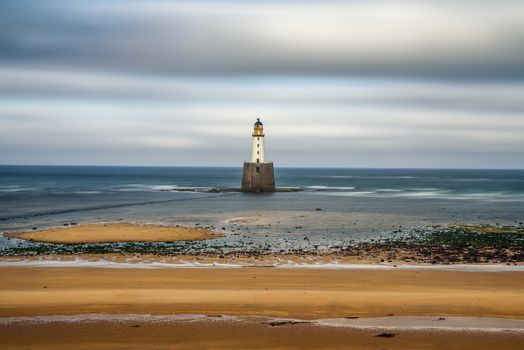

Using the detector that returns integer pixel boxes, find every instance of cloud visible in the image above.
[1,81,523,167]
[2,67,524,113]
[0,0,523,168]
[1,0,524,78]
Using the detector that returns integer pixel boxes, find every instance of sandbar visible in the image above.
[5,223,223,243]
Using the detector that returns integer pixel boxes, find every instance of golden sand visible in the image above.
[5,223,223,243]
[0,267,523,319]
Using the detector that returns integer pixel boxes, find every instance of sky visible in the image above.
[1,0,523,168]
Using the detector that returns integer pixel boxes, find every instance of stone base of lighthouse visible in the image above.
[241,162,276,193]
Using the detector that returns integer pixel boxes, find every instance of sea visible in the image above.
[1,166,523,254]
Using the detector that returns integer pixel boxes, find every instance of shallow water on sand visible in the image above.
[1,166,523,252]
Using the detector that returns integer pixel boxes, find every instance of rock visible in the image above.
[375,333,396,338]
[315,208,322,211]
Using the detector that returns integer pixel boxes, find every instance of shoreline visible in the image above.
[2,314,524,333]
[1,253,522,270]
[0,256,523,271]
[3,316,523,350]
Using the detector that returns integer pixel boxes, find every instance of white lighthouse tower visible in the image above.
[251,118,265,164]
[241,118,276,192]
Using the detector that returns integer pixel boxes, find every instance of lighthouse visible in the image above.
[251,118,265,164]
[241,118,276,192]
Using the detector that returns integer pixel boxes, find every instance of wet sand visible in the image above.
[2,251,523,273]
[1,267,523,319]
[1,316,523,350]
[5,223,222,243]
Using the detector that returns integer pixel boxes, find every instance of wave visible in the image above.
[449,178,491,181]
[313,189,524,201]
[0,185,39,192]
[73,190,103,194]
[112,184,214,193]
[327,175,418,179]
[327,176,509,182]
[305,186,356,191]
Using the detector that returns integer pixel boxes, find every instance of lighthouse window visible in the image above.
[256,158,260,163]
[257,144,259,148]
[257,151,259,154]
[257,137,259,141]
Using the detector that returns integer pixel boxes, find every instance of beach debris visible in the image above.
[265,320,309,327]
[433,317,446,321]
[315,208,322,211]
[375,333,396,338]
[344,316,359,319]
[132,325,140,328]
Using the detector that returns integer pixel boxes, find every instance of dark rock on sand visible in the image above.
[375,333,396,338]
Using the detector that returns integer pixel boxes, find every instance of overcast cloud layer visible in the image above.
[1,0,523,168]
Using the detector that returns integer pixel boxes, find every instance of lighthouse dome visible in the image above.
[254,118,263,126]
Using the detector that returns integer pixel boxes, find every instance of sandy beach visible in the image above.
[5,223,222,243]
[0,266,523,349]
[1,266,523,319]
